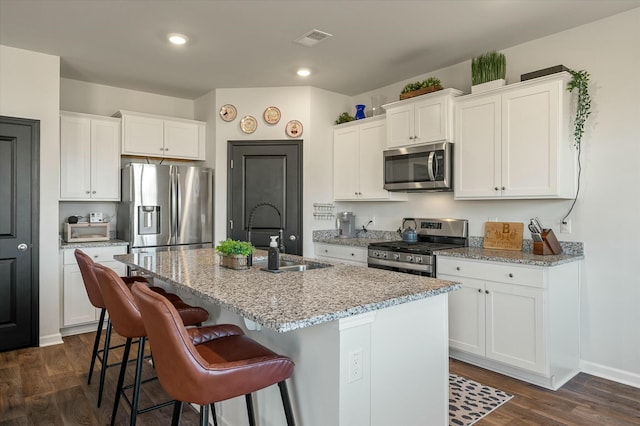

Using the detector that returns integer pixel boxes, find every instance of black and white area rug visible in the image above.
[449,374,513,426]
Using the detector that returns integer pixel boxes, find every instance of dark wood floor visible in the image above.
[1,332,638,425]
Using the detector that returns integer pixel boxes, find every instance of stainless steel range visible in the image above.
[368,218,468,277]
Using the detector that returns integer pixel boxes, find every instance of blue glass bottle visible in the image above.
[355,104,366,120]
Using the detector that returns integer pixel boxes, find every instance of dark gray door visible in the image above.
[0,116,39,352]
[228,140,302,255]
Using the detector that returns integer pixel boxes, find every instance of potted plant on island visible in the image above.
[471,51,506,93]
[215,238,255,270]
[399,77,443,100]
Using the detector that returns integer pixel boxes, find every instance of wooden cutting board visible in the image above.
[483,222,524,251]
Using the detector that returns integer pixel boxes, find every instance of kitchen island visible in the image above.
[115,248,460,426]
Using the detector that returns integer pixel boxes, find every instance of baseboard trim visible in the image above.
[580,360,640,389]
[39,333,63,347]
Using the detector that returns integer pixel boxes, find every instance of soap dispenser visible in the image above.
[268,235,280,270]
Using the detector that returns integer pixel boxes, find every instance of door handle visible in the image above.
[289,235,297,241]
[17,243,28,252]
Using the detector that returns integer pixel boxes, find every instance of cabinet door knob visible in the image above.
[92,191,96,194]
[485,290,490,294]
[86,190,91,194]
[508,273,514,278]
[494,187,499,191]
[501,186,506,190]
[324,249,328,253]
[477,288,482,293]
[351,253,354,256]
[456,266,460,271]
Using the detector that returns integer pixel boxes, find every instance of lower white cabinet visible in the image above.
[438,256,580,390]
[61,246,127,328]
[315,243,367,266]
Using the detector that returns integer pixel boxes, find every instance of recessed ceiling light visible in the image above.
[168,33,189,45]
[297,69,311,77]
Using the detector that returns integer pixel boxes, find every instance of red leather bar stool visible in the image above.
[92,262,209,426]
[132,282,296,426]
[74,249,187,407]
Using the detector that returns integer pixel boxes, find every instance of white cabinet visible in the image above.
[315,243,367,266]
[438,256,580,390]
[61,246,127,328]
[454,73,576,199]
[333,117,406,201]
[116,110,206,160]
[383,88,463,148]
[60,112,121,201]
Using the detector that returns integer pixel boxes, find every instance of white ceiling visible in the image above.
[1,0,638,99]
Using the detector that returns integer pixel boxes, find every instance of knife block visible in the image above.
[533,229,563,255]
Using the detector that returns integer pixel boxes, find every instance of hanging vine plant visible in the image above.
[567,69,591,148]
[562,68,592,225]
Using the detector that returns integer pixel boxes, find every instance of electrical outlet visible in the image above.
[348,349,363,383]
[487,217,498,222]
[560,220,572,233]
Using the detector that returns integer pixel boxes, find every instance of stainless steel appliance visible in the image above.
[336,211,357,239]
[368,218,468,276]
[383,141,453,191]
[117,163,213,252]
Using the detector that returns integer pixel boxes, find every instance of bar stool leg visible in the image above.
[245,393,256,426]
[210,403,218,426]
[199,404,209,426]
[171,401,183,426]
[278,381,296,426]
[111,337,132,426]
[88,308,106,385]
[130,336,146,426]
[97,319,113,408]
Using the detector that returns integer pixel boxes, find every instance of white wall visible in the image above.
[212,86,347,255]
[345,9,640,385]
[60,78,194,118]
[0,45,62,346]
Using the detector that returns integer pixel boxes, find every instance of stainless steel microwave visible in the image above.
[383,141,453,191]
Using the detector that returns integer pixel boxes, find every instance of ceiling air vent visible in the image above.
[294,29,333,47]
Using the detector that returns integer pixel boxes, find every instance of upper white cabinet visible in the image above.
[333,117,407,201]
[115,110,206,160]
[454,73,576,199]
[438,256,580,390]
[383,88,463,148]
[60,111,121,201]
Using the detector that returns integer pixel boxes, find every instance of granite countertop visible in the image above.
[60,239,129,249]
[313,229,401,247]
[435,247,584,267]
[114,248,460,333]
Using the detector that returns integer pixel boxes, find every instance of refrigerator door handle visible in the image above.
[170,170,177,242]
[176,172,182,238]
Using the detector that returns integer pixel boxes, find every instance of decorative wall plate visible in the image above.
[240,115,257,134]
[219,104,237,122]
[285,120,303,138]
[263,106,281,124]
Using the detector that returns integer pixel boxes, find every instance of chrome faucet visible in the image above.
[246,202,285,253]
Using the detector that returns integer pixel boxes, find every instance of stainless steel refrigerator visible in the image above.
[117,163,213,252]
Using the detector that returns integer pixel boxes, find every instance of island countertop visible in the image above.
[114,248,460,333]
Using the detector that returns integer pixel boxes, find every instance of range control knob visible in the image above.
[393,253,400,260]
[406,255,413,262]
[415,256,422,263]
[373,251,380,257]
[382,252,388,258]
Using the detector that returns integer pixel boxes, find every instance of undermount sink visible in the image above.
[258,258,333,273]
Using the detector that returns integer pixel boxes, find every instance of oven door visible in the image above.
[368,257,434,277]
[383,141,452,191]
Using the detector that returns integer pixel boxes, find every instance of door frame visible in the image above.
[0,116,40,349]
[226,139,303,253]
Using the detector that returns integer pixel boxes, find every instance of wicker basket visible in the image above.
[399,85,443,100]
[220,254,250,270]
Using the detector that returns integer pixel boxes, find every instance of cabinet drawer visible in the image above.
[437,257,545,288]
[315,243,367,263]
[63,246,127,265]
